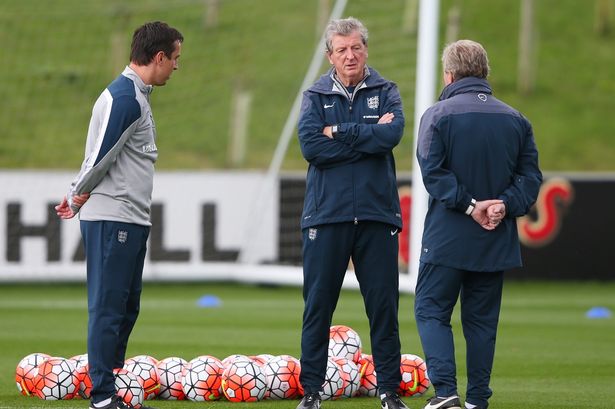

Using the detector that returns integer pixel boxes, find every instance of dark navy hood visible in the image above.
[439,76,492,101]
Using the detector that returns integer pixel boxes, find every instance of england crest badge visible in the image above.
[308,228,318,241]
[117,230,128,243]
[367,95,379,110]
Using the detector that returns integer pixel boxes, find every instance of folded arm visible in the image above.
[334,84,405,154]
[298,93,365,169]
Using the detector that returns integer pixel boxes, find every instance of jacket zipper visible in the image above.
[333,74,366,226]
[349,97,356,224]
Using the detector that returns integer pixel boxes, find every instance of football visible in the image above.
[114,368,144,408]
[221,354,250,368]
[249,354,275,367]
[74,363,92,399]
[328,324,362,362]
[156,357,187,400]
[69,354,90,399]
[69,353,88,368]
[399,353,430,397]
[333,357,361,398]
[33,357,79,400]
[181,355,224,401]
[221,357,267,402]
[15,352,50,397]
[321,357,345,400]
[125,354,159,367]
[123,358,160,400]
[358,353,378,397]
[263,354,302,400]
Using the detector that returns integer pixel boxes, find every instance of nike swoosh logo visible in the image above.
[390,229,398,236]
[324,103,335,108]
[425,396,460,409]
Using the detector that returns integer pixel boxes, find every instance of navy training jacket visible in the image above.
[417,77,542,271]
[298,67,405,230]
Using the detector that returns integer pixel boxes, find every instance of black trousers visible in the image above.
[299,221,402,395]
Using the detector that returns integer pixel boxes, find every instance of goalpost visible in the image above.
[408,0,440,292]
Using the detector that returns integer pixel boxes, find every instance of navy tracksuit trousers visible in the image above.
[80,220,150,404]
[299,221,402,395]
[414,262,503,408]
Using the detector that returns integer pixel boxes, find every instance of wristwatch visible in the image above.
[331,125,339,138]
[465,198,477,215]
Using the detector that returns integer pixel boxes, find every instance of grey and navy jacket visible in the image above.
[67,66,157,226]
[417,76,542,271]
[298,66,404,230]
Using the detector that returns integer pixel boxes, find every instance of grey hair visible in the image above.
[442,39,490,79]
[325,17,368,53]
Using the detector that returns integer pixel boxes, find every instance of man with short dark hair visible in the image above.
[415,39,542,409]
[296,16,408,409]
[55,21,183,409]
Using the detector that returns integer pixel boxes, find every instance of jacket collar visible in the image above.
[439,76,492,101]
[309,65,387,95]
[122,66,154,97]
[330,66,370,91]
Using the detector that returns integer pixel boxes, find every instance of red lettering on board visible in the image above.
[518,178,574,247]
[398,186,412,266]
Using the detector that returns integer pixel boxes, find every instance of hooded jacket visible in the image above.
[298,66,405,230]
[417,76,542,271]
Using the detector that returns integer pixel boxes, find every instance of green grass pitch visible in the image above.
[1,281,614,408]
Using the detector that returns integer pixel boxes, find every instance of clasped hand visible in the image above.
[471,200,506,231]
[55,193,90,219]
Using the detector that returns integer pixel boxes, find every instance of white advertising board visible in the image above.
[0,171,279,282]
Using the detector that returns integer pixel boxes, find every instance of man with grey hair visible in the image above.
[296,17,408,409]
[415,40,542,409]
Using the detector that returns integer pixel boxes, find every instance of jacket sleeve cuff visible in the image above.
[334,123,350,144]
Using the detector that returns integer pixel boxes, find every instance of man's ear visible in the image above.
[155,51,165,64]
[326,51,333,65]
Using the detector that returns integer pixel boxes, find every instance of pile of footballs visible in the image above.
[16,325,430,407]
